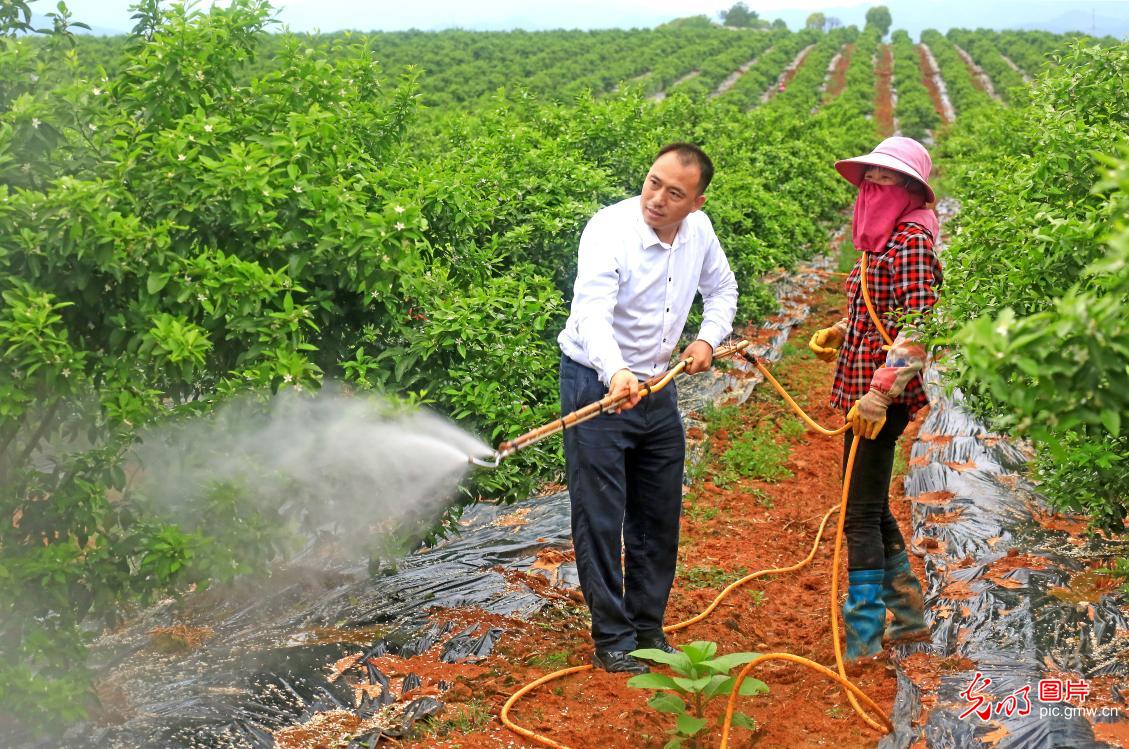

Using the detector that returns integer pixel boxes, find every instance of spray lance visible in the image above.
[469,339,752,469]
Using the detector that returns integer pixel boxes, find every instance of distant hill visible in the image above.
[1017,10,1129,37]
[28,13,125,36]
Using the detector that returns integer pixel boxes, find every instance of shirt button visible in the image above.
[666,307,670,312]
[668,277,672,282]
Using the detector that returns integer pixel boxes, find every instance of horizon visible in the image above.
[36,0,1129,38]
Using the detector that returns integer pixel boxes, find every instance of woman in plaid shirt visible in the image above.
[809,137,942,661]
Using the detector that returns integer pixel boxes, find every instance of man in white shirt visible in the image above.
[557,143,738,674]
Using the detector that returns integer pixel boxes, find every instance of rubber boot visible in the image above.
[843,569,885,660]
[882,550,929,642]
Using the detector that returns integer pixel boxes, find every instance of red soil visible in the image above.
[826,43,854,101]
[956,47,989,93]
[917,45,949,123]
[875,45,895,137]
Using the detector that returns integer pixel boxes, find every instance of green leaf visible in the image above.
[702,675,733,699]
[630,648,692,672]
[647,693,687,715]
[627,673,681,691]
[1100,408,1121,436]
[146,272,170,294]
[731,711,757,729]
[672,675,712,692]
[700,652,760,674]
[675,714,707,736]
[662,739,683,749]
[681,641,717,664]
[737,677,769,696]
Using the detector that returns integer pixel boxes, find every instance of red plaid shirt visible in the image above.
[830,222,943,416]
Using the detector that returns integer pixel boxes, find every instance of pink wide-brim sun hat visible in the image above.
[835,136,936,205]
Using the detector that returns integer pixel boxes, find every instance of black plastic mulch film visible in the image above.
[37,241,1128,748]
[879,368,1129,749]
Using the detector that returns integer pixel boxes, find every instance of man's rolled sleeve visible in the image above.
[695,235,738,349]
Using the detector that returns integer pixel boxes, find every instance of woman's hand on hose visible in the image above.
[847,389,892,439]
[808,318,848,362]
[849,334,927,437]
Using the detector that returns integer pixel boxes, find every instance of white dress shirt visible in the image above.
[558,196,739,386]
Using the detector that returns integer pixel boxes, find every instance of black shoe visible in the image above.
[592,649,650,674]
[635,633,678,654]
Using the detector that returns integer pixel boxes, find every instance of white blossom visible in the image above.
[30,118,40,129]
[178,153,186,161]
[394,205,405,213]
[395,222,405,231]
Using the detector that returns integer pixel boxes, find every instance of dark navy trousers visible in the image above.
[560,355,685,652]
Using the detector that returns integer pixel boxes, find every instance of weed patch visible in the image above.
[678,564,748,590]
[717,428,793,486]
[417,699,493,738]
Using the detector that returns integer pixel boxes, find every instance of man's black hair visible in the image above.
[656,142,714,195]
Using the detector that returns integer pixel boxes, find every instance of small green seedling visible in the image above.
[628,640,768,749]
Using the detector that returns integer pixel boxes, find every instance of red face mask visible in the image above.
[851,182,923,253]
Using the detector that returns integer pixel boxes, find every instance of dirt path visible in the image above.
[823,43,853,101]
[365,256,921,749]
[650,70,700,102]
[762,43,816,103]
[875,44,896,138]
[999,53,1031,83]
[918,44,955,124]
[712,51,770,98]
[951,42,1001,101]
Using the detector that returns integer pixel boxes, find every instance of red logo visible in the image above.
[959,672,1032,720]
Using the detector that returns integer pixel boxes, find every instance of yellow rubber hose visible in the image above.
[860,253,895,347]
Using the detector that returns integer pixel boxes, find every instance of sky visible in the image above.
[46,0,1129,37]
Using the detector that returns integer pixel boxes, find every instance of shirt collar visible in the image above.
[633,196,685,251]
